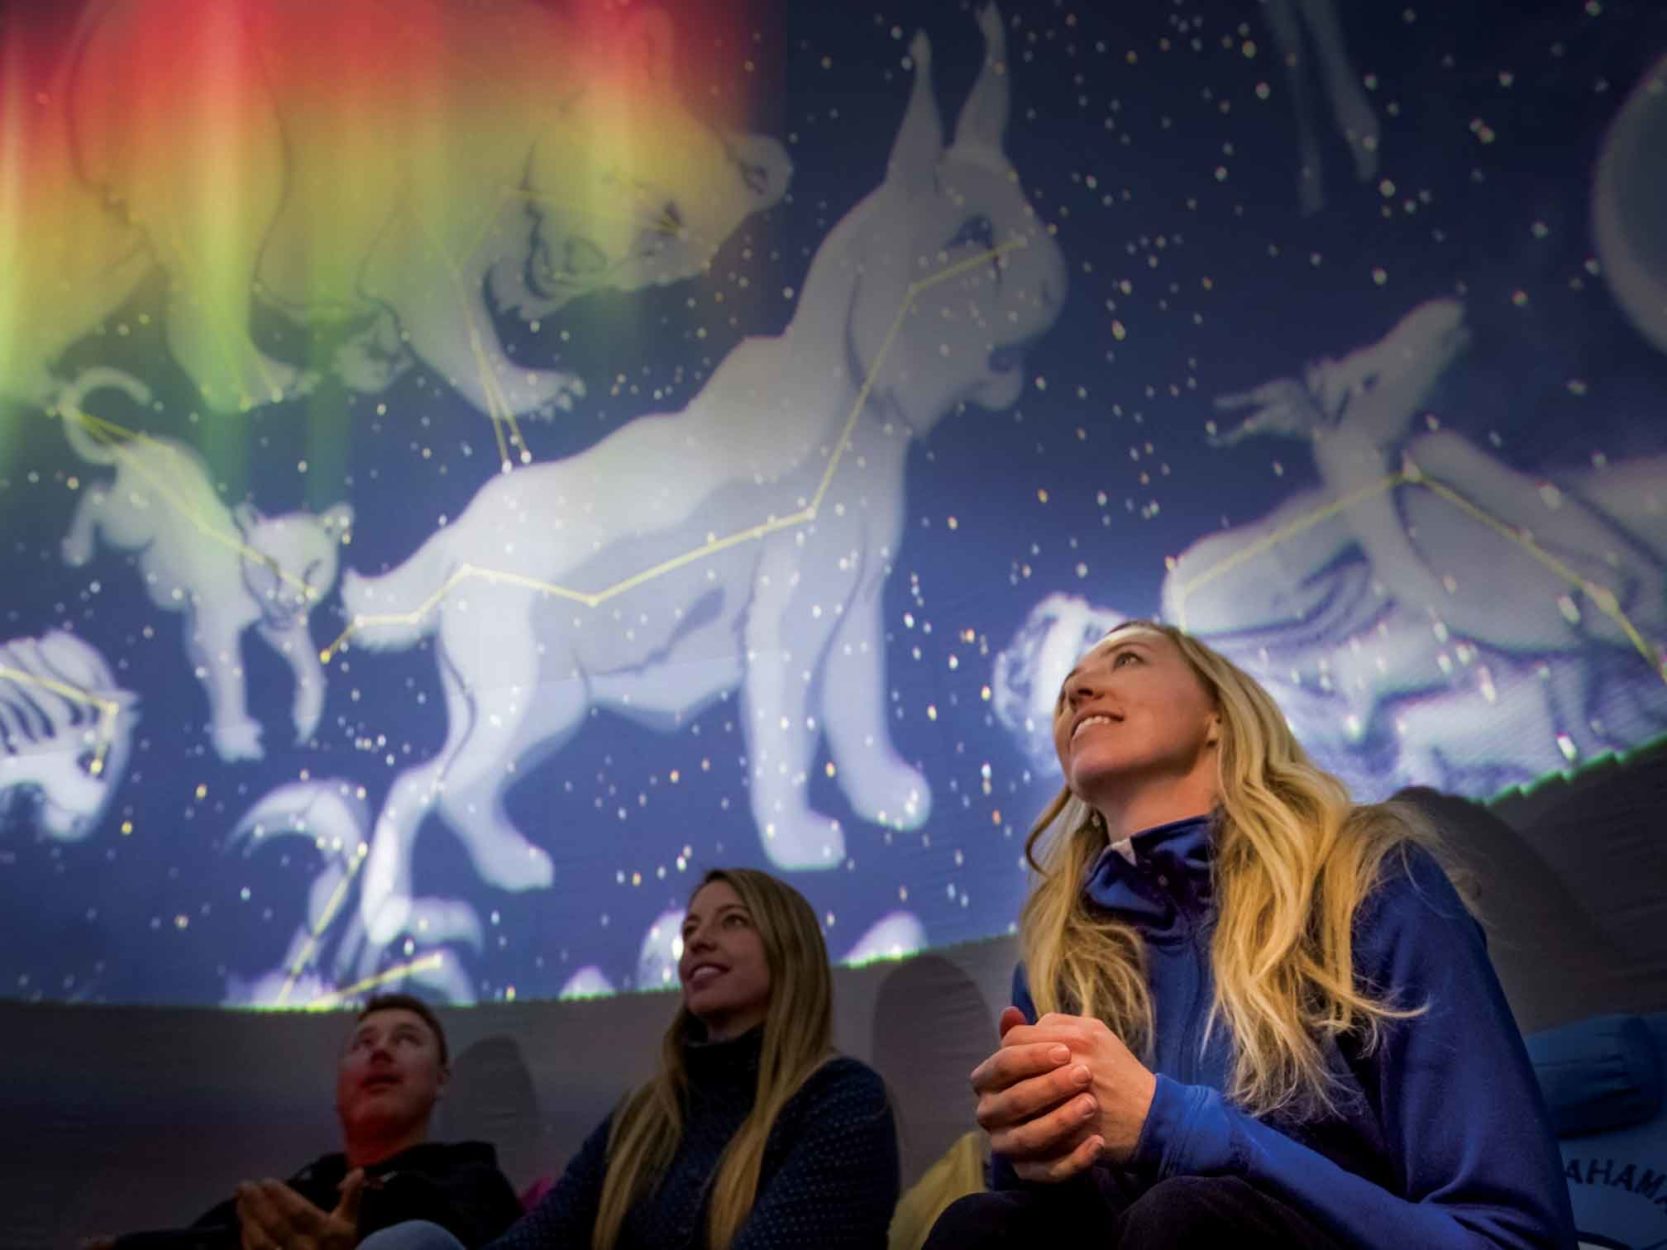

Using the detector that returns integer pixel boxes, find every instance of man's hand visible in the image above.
[235,1169,364,1250]
[970,1008,1157,1183]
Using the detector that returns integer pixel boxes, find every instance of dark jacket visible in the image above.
[114,1140,522,1249]
[491,1028,899,1249]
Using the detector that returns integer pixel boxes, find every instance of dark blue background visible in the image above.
[2,0,1664,1005]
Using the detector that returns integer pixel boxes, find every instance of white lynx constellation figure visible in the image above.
[1166,299,1667,783]
[338,4,1067,946]
[0,630,135,841]
[55,370,353,762]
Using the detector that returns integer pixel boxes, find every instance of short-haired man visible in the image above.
[103,994,523,1249]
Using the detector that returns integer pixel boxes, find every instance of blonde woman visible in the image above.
[368,868,898,1250]
[927,621,1574,1249]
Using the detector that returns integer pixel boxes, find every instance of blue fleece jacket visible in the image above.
[1009,813,1576,1250]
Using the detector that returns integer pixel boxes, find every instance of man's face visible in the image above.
[334,1008,446,1142]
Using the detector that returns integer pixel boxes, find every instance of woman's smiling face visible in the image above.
[678,878,772,1041]
[1052,626,1221,816]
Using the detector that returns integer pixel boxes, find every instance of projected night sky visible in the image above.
[2,0,1664,1007]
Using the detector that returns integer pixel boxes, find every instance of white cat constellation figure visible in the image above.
[336,3,1067,947]
[54,369,353,761]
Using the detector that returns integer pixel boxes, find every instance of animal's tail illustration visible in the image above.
[337,537,457,652]
[226,779,371,1006]
[53,367,152,466]
[229,779,369,866]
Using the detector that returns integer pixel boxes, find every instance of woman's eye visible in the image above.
[1113,651,1139,667]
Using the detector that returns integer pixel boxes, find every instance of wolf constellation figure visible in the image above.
[338,4,1066,946]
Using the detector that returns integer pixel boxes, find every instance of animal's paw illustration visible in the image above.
[465,827,556,892]
[843,754,932,831]
[760,807,847,871]
[211,717,265,762]
[61,531,93,568]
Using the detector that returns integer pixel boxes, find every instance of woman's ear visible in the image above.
[1205,714,1222,746]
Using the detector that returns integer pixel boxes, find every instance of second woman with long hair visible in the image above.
[368,867,899,1250]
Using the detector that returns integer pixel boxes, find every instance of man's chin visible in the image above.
[343,1099,424,1133]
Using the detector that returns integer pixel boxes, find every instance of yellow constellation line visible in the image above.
[402,199,531,471]
[405,178,720,472]
[39,387,316,775]
[0,662,123,777]
[53,177,773,573]
[1168,472,1408,628]
[55,180,652,589]
[1416,473,1664,681]
[276,839,370,1008]
[55,402,322,602]
[160,221,290,413]
[305,952,448,1010]
[1169,460,1667,686]
[319,236,1028,664]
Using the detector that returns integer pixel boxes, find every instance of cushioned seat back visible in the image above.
[1528,1014,1667,1249]
[887,1130,986,1250]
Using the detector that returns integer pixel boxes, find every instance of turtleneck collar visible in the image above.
[1082,811,1214,941]
[683,1022,764,1097]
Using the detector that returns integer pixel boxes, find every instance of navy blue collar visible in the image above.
[683,1022,764,1097]
[1082,812,1214,939]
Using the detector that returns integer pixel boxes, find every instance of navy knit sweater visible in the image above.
[1010,813,1577,1250]
[490,1029,899,1250]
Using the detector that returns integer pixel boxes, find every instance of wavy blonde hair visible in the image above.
[592,868,834,1250]
[1021,620,1439,1118]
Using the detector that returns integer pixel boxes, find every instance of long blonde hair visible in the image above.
[591,868,834,1250]
[1021,620,1438,1118]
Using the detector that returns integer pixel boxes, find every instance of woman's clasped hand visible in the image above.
[973,1006,1157,1182]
